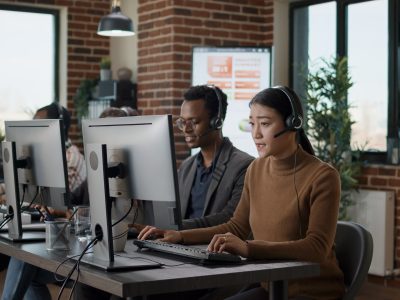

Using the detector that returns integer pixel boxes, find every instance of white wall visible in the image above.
[273,0,290,86]
[110,0,138,82]
[110,0,290,85]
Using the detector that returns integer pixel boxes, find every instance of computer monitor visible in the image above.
[80,114,182,270]
[1,119,69,242]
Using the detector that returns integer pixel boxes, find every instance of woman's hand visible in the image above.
[207,232,249,257]
[137,225,183,244]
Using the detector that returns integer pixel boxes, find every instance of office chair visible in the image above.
[335,221,373,300]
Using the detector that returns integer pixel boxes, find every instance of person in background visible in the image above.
[34,102,86,193]
[1,107,131,300]
[139,86,345,300]
[73,85,254,300]
[0,102,86,288]
[120,106,139,117]
[0,102,86,205]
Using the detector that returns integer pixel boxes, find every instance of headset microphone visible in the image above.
[197,128,215,138]
[273,128,290,138]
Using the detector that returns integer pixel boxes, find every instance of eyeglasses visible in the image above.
[175,118,199,131]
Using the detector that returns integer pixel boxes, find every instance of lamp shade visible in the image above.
[97,5,135,37]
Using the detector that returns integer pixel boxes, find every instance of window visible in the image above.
[347,0,388,152]
[0,4,59,131]
[291,0,393,163]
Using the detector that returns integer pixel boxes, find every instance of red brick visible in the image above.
[389,179,400,187]
[370,178,388,186]
[379,167,397,176]
[135,0,274,164]
[357,176,368,185]
[362,167,379,175]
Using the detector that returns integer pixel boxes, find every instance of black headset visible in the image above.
[272,86,304,237]
[55,102,64,119]
[272,86,303,131]
[207,85,223,130]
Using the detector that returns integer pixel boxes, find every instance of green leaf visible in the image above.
[302,56,361,220]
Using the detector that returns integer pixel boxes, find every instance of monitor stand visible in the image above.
[0,231,45,242]
[72,252,161,272]
[1,141,46,243]
[70,144,160,271]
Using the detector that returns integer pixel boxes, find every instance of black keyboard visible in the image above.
[133,239,242,263]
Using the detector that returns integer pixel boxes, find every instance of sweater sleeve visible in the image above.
[180,164,253,245]
[246,166,340,263]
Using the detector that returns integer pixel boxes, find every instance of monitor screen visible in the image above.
[192,46,272,157]
[81,115,181,269]
[1,119,69,241]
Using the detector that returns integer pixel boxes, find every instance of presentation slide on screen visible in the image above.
[192,47,272,157]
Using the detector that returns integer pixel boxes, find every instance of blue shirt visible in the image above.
[185,151,220,219]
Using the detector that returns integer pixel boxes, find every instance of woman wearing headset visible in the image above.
[139,86,345,299]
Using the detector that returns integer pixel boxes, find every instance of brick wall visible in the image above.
[6,0,111,145]
[358,165,400,269]
[137,0,273,162]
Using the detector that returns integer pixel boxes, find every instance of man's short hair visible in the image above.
[99,107,128,118]
[183,85,228,121]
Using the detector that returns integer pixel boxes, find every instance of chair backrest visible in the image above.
[335,221,373,300]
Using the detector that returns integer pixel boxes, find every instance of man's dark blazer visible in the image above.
[179,138,254,229]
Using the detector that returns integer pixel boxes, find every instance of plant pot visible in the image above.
[100,69,112,81]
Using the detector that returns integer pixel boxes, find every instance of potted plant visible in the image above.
[303,56,362,220]
[100,57,112,81]
[73,78,99,121]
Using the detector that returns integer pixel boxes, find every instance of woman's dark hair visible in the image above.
[35,102,71,139]
[249,86,315,156]
[183,85,228,121]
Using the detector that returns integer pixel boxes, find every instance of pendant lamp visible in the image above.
[97,0,135,37]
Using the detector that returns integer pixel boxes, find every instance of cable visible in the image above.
[20,186,39,213]
[114,253,187,267]
[293,145,302,238]
[131,199,139,224]
[112,198,134,227]
[0,214,12,229]
[39,187,45,206]
[18,184,27,207]
[53,254,81,283]
[113,228,129,241]
[57,236,100,300]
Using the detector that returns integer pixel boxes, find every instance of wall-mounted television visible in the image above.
[192,46,272,157]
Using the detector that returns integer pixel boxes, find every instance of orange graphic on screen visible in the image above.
[235,81,260,89]
[235,70,260,78]
[207,81,232,89]
[208,56,232,78]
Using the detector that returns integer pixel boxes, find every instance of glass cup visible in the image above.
[73,205,91,242]
[45,219,70,250]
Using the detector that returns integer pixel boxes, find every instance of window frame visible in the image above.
[290,0,395,164]
[0,3,60,103]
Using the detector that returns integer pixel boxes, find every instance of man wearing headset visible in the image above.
[73,85,254,300]
[176,85,254,229]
